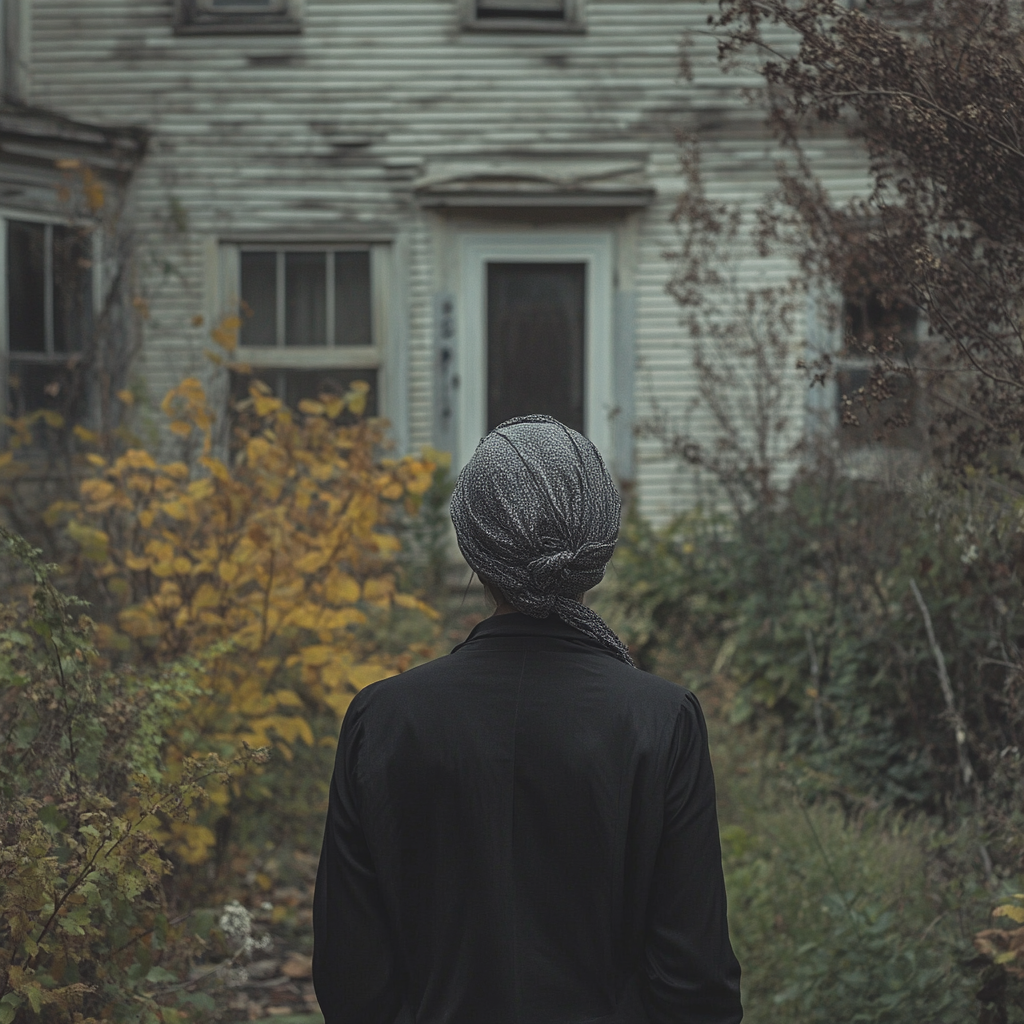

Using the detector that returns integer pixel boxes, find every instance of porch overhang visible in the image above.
[414,156,655,210]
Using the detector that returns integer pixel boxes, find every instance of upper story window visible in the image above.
[5,218,95,429]
[224,242,386,416]
[174,0,303,35]
[462,0,584,32]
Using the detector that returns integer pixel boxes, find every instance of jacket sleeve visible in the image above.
[313,704,404,1024]
[639,692,743,1024]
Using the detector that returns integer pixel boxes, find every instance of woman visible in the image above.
[313,415,742,1024]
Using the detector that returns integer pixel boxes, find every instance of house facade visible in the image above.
[4,0,878,520]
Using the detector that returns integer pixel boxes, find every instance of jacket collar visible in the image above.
[451,611,615,658]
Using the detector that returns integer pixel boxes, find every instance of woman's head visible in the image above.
[450,415,633,664]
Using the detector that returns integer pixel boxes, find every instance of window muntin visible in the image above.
[232,243,380,412]
[6,219,94,426]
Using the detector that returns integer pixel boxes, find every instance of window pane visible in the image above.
[240,252,277,347]
[487,262,585,433]
[8,359,83,429]
[8,221,46,354]
[200,0,287,10]
[53,226,94,354]
[477,0,564,14]
[285,251,326,346]
[334,251,372,347]
[837,368,922,450]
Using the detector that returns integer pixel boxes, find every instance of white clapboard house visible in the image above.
[0,0,908,520]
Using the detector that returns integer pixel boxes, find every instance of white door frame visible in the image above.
[457,230,615,470]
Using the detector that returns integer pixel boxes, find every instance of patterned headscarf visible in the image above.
[450,415,634,666]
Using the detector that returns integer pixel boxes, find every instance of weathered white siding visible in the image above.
[27,0,870,521]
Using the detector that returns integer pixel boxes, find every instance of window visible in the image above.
[174,0,302,35]
[835,291,922,450]
[227,244,384,416]
[462,0,584,32]
[5,219,94,428]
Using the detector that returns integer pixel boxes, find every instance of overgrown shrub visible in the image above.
[0,527,261,1023]
[602,468,1024,829]
[712,720,982,1023]
[38,376,440,871]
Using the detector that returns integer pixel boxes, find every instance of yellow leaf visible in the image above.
[192,582,220,611]
[116,388,136,405]
[298,399,325,416]
[274,689,304,708]
[253,394,282,417]
[125,554,150,571]
[300,645,333,667]
[994,904,1024,923]
[995,951,1019,965]
[0,451,13,469]
[73,424,99,443]
[41,409,64,429]
[348,663,392,690]
[318,608,367,630]
[85,452,107,467]
[169,420,192,437]
[162,500,189,520]
[218,560,240,584]
[295,549,331,574]
[394,593,441,619]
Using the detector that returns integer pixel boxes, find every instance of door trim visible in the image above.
[457,230,614,470]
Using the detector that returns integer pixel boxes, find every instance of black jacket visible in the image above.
[313,612,742,1024]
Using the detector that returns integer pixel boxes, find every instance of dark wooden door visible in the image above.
[486,262,586,433]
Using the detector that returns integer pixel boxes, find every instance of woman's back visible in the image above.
[313,612,741,1024]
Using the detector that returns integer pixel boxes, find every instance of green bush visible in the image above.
[603,469,1024,821]
[712,722,982,1024]
[0,527,261,1023]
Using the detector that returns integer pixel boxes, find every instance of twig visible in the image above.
[909,579,975,787]
[805,627,826,746]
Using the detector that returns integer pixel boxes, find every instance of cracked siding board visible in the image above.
[29,0,869,513]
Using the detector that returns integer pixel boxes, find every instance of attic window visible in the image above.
[174,0,302,34]
[464,0,583,32]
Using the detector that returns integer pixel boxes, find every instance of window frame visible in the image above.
[0,209,103,423]
[457,230,614,472]
[219,239,390,416]
[460,0,586,34]
[174,0,303,36]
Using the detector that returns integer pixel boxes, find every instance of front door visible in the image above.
[486,261,585,433]
[457,231,614,468]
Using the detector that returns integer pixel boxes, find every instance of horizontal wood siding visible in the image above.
[28,0,869,521]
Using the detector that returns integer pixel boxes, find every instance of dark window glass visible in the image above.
[335,251,372,347]
[7,360,83,426]
[476,0,565,18]
[285,251,326,346]
[8,221,46,354]
[240,251,277,347]
[842,293,918,358]
[486,262,585,434]
[53,226,94,354]
[837,368,922,450]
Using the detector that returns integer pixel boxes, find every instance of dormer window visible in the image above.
[174,0,302,34]
[463,0,584,32]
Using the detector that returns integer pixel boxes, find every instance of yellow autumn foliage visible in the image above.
[55,375,438,863]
